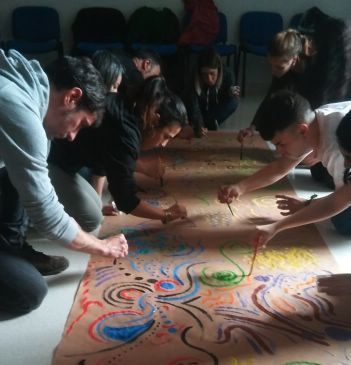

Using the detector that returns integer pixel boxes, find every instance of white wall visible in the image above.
[0,0,350,52]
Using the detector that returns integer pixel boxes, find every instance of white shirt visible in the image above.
[316,101,351,188]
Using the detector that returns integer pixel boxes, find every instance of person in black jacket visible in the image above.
[184,48,239,137]
[48,76,188,231]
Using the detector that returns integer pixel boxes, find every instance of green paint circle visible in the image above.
[212,271,237,282]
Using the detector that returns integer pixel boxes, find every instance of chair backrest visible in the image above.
[127,6,180,44]
[216,12,228,44]
[240,11,283,46]
[12,6,60,41]
[72,7,126,44]
[290,13,303,29]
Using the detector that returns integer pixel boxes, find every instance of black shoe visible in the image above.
[205,118,219,131]
[21,243,69,276]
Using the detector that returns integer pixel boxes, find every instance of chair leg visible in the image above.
[242,50,247,98]
[234,50,238,85]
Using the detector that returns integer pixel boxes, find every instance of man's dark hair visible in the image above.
[45,56,107,115]
[132,48,162,69]
[336,109,351,153]
[255,90,313,140]
[91,50,125,90]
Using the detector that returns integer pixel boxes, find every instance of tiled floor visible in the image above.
[0,56,350,365]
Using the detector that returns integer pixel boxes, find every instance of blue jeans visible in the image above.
[201,97,238,128]
[331,205,351,235]
[0,167,47,314]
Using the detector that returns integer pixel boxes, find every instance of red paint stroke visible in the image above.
[218,324,273,354]
[65,272,103,336]
[120,289,143,300]
[154,279,179,292]
[292,294,350,328]
[88,309,144,342]
[247,243,259,276]
[65,300,103,336]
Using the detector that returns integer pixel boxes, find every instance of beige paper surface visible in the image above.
[52,132,351,365]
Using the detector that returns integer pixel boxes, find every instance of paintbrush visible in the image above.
[227,202,234,216]
[247,242,259,276]
[239,141,244,163]
[113,230,124,266]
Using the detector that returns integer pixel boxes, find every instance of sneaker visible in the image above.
[205,118,219,131]
[21,243,69,276]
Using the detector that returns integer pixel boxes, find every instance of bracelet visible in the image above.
[305,194,318,206]
[162,210,173,224]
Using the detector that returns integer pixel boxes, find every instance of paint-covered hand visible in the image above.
[103,234,128,258]
[218,184,241,204]
[276,194,307,216]
[237,125,254,143]
[164,203,187,223]
[253,223,278,248]
[177,125,208,139]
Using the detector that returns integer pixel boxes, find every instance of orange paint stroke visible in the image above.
[270,297,297,314]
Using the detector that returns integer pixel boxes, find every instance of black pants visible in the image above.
[0,168,47,314]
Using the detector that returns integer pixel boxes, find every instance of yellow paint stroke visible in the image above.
[231,357,254,365]
[252,196,276,208]
[255,247,318,270]
[271,297,297,314]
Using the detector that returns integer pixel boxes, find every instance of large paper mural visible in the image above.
[52,132,351,365]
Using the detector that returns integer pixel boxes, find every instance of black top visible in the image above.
[185,65,235,132]
[253,11,351,127]
[48,93,142,213]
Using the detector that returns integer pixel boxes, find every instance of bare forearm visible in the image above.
[238,157,300,195]
[275,186,351,233]
[91,175,105,196]
[67,229,108,256]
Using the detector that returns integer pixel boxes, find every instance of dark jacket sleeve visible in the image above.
[102,96,142,213]
[218,66,235,101]
[186,90,204,135]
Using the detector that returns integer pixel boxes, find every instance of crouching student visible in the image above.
[48,76,188,228]
[217,90,351,240]
[184,48,239,138]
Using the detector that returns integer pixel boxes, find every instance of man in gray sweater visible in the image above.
[0,50,128,315]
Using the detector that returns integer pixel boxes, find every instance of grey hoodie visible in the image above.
[0,50,78,244]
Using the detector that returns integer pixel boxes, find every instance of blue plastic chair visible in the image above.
[238,11,283,96]
[189,12,237,80]
[7,6,63,56]
[71,7,126,56]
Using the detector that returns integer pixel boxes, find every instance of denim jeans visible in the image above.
[201,97,239,128]
[331,205,351,235]
[0,167,47,314]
